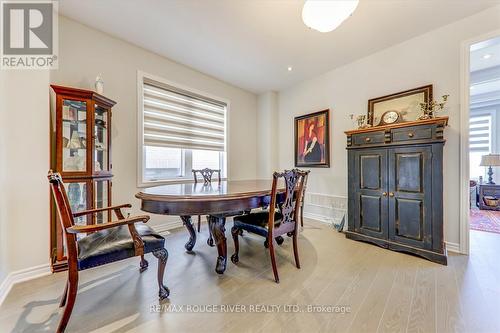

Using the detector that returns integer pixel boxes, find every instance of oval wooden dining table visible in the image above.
[135,179,286,274]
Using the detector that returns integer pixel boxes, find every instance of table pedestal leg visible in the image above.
[181,215,196,251]
[208,215,227,274]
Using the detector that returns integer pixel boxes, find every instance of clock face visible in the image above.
[382,111,399,124]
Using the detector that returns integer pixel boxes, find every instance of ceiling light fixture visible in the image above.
[302,0,359,33]
[483,54,492,59]
[288,66,293,71]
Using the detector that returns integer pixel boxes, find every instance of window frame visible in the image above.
[470,108,497,152]
[469,107,497,180]
[137,71,229,187]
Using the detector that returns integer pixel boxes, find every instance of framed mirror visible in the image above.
[367,85,433,126]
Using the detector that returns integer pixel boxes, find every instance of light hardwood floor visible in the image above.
[1,219,500,333]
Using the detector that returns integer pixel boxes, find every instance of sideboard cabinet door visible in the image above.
[350,149,389,239]
[388,146,432,249]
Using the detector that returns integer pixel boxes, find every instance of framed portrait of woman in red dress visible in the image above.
[294,109,330,168]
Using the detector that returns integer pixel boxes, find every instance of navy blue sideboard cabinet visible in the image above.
[345,117,448,265]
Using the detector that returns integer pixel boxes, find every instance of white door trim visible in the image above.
[459,29,500,255]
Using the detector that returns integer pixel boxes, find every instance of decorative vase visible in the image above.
[95,74,104,94]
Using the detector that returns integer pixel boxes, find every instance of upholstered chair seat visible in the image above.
[233,211,283,238]
[77,224,165,270]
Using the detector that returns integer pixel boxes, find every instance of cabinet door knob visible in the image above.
[408,132,415,138]
[382,192,387,196]
[389,192,395,197]
[365,137,372,143]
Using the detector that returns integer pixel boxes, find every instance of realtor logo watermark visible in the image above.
[1,0,58,69]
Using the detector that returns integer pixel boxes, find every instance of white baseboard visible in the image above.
[445,241,460,254]
[0,263,51,306]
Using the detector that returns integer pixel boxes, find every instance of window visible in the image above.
[469,113,493,180]
[138,73,227,185]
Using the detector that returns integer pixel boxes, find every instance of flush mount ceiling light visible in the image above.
[302,0,359,33]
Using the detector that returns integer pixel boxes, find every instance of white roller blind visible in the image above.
[142,78,226,152]
[469,114,492,153]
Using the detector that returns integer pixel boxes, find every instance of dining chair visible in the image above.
[299,170,310,227]
[192,168,221,246]
[230,169,308,283]
[48,171,169,333]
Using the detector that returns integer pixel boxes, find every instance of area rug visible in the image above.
[470,208,500,234]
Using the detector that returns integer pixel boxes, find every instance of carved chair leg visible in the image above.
[209,215,228,274]
[139,255,149,273]
[197,215,201,232]
[230,226,240,264]
[300,203,304,228]
[59,281,68,308]
[181,215,196,251]
[268,237,279,283]
[293,231,300,269]
[152,248,170,300]
[207,215,214,247]
[57,273,78,333]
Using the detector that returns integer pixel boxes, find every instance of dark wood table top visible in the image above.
[135,179,283,202]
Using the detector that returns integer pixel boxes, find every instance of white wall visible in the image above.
[0,70,51,277]
[277,6,500,246]
[257,91,279,178]
[50,16,258,227]
[0,71,7,284]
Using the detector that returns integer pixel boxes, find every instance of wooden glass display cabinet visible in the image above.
[50,85,116,272]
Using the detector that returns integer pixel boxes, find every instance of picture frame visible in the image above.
[294,109,330,168]
[367,85,433,126]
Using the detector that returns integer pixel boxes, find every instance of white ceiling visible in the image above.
[59,0,498,94]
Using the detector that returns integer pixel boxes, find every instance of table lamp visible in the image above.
[480,154,500,184]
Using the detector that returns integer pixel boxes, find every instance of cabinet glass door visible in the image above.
[94,104,109,173]
[63,181,90,241]
[94,179,110,224]
[62,99,87,172]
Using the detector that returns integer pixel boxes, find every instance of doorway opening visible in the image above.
[468,36,500,243]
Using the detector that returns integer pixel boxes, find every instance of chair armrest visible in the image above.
[66,215,150,234]
[72,204,132,218]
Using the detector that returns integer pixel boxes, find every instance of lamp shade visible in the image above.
[480,154,500,166]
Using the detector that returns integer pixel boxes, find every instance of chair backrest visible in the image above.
[192,168,221,185]
[268,169,308,235]
[47,171,78,260]
[301,170,310,206]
